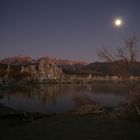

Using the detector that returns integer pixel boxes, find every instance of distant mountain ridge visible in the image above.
[0,55,36,65]
[0,56,140,76]
[0,56,87,66]
[37,56,88,66]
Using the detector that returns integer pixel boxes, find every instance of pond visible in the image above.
[0,82,136,113]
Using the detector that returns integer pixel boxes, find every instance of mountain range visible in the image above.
[0,55,87,66]
[0,56,140,76]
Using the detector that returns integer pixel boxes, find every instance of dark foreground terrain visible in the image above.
[0,104,140,140]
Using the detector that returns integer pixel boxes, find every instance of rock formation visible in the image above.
[38,59,63,81]
[20,59,63,81]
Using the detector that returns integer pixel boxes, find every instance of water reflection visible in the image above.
[0,83,139,113]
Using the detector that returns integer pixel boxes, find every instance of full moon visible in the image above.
[114,18,123,27]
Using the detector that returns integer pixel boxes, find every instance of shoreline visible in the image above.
[0,103,140,140]
[0,101,140,122]
[0,78,140,88]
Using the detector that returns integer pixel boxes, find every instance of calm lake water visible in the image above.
[0,82,138,113]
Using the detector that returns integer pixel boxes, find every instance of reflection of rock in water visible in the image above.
[28,84,65,104]
[2,85,66,105]
[39,85,62,104]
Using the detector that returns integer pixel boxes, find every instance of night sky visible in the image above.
[0,0,140,62]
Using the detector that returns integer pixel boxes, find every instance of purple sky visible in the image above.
[0,0,140,62]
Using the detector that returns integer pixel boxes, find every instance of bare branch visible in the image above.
[97,47,116,62]
[98,36,139,97]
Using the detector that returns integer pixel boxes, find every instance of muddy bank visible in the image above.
[0,103,55,123]
[0,103,140,140]
[0,113,140,140]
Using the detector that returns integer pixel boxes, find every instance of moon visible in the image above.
[114,18,123,27]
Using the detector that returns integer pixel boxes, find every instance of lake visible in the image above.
[0,82,138,113]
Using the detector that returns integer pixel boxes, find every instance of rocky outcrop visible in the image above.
[38,59,63,81]
[21,59,63,81]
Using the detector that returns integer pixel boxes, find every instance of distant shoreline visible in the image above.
[0,77,140,90]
